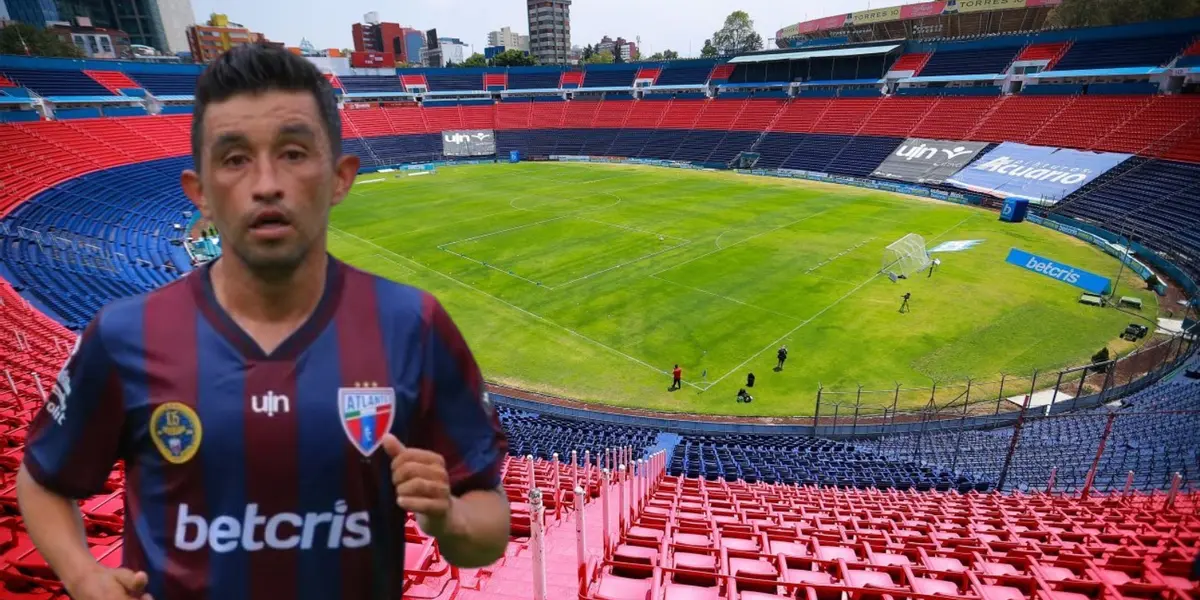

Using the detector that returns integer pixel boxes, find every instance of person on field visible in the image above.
[900,292,912,313]
[746,372,755,388]
[776,345,788,371]
[17,44,510,600]
[670,364,682,390]
[737,388,753,403]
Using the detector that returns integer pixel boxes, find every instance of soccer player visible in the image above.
[901,292,912,313]
[776,345,788,371]
[17,45,510,600]
[671,364,682,390]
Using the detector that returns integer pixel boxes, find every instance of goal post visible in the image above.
[882,233,932,278]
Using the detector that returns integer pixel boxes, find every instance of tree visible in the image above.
[700,39,718,58]
[0,23,83,58]
[585,49,614,64]
[445,60,455,67]
[492,49,536,66]
[1046,0,1200,27]
[663,49,679,60]
[711,11,763,55]
[582,44,594,61]
[613,47,625,64]
[461,52,488,67]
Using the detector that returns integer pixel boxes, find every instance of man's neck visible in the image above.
[211,250,328,327]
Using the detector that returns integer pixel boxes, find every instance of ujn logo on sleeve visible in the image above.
[1005,248,1111,295]
[339,385,396,457]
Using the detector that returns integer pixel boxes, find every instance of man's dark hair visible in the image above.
[191,44,341,170]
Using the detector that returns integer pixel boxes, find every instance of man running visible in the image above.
[18,44,510,600]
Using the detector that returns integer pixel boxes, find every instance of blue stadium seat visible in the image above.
[340,76,406,93]
[426,72,483,92]
[582,67,638,88]
[508,71,561,90]
[128,72,199,96]
[1053,33,1194,70]
[919,46,1023,77]
[0,68,111,97]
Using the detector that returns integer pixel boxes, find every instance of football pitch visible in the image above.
[328,162,1159,417]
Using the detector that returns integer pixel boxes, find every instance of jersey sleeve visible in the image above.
[23,314,126,499]
[411,295,508,497]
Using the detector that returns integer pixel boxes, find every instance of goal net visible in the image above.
[881,233,932,278]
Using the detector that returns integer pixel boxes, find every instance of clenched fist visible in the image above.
[381,433,455,537]
[66,566,153,600]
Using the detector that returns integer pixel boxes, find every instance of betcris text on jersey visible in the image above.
[1005,248,1111,295]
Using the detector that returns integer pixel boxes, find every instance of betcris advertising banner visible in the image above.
[1005,248,1111,295]
[946,142,1131,205]
[872,138,989,185]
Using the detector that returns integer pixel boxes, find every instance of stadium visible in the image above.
[0,0,1198,598]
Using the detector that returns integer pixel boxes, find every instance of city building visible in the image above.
[488,26,529,52]
[49,16,132,58]
[596,35,637,61]
[438,37,468,65]
[2,0,58,26]
[527,0,571,65]
[186,13,279,63]
[55,0,195,55]
[351,12,423,65]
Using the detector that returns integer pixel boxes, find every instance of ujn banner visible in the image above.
[442,129,496,157]
[945,142,1131,205]
[1005,248,1111,295]
[872,138,988,185]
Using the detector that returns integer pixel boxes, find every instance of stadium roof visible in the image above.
[900,73,1006,83]
[45,96,141,104]
[729,44,900,64]
[1028,66,1167,79]
[0,97,35,105]
[798,78,883,86]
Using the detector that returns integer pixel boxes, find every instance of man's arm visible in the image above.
[19,315,149,599]
[382,435,510,567]
[396,294,511,568]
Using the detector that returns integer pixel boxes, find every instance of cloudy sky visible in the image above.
[189,0,895,56]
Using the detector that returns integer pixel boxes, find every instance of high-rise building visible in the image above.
[55,0,195,54]
[351,13,423,65]
[526,0,570,65]
[50,17,132,58]
[596,35,637,62]
[436,37,468,65]
[3,0,59,26]
[186,13,279,63]
[488,26,529,52]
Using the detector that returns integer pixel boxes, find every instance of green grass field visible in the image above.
[327,162,1158,417]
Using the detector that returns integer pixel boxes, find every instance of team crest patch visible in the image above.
[150,402,202,464]
[338,385,396,457]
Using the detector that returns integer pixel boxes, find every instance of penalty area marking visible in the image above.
[328,225,704,390]
[700,211,981,391]
[369,253,415,277]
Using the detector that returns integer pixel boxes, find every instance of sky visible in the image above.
[188,0,895,57]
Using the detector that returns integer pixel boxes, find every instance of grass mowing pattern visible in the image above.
[329,163,1158,417]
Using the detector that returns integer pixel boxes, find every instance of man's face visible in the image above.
[182,90,357,277]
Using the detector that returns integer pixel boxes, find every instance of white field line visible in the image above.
[329,225,703,389]
[650,207,836,278]
[700,212,981,390]
[370,252,415,276]
[805,237,877,275]
[650,274,801,321]
[439,246,546,288]
[439,215,569,247]
[554,239,692,289]
[702,271,883,390]
[577,216,689,244]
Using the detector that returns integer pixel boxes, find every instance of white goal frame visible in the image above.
[881,233,932,278]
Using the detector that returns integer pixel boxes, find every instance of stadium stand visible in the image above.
[1052,33,1195,71]
[340,75,407,94]
[83,71,142,95]
[509,69,562,90]
[868,377,1200,493]
[582,65,639,89]
[425,70,484,92]
[655,60,717,86]
[0,67,112,97]
[917,45,1023,77]
[127,72,199,96]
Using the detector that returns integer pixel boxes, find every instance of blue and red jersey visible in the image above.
[23,257,508,600]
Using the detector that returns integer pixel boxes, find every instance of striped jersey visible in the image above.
[23,257,508,600]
